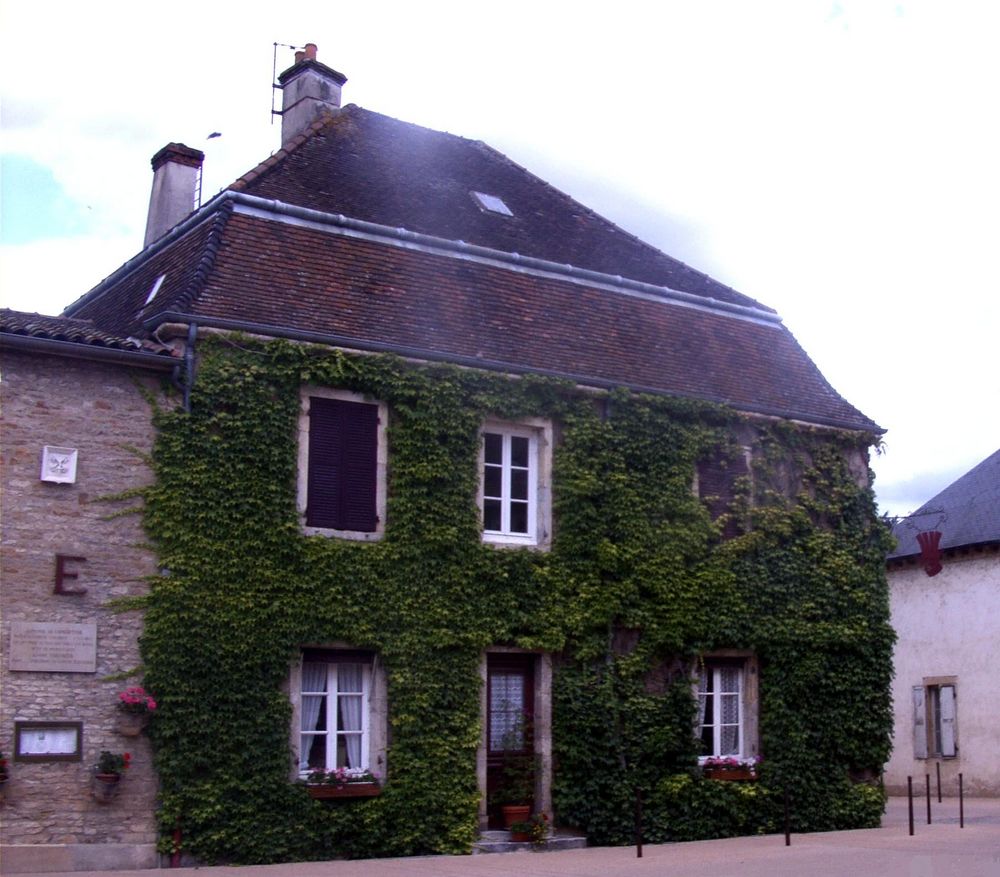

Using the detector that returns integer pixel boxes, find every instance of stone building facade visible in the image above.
[1,315,176,872]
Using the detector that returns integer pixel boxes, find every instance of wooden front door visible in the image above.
[486,653,535,828]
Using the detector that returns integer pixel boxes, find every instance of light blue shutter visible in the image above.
[912,686,927,759]
[939,685,957,757]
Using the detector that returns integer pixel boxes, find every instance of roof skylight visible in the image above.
[144,274,166,306]
[471,191,513,217]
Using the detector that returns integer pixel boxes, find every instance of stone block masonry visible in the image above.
[1,349,168,868]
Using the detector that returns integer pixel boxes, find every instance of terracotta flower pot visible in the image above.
[92,773,121,803]
[115,712,148,737]
[502,804,531,828]
[510,830,531,842]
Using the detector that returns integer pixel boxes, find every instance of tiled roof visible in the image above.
[230,106,768,312]
[890,448,1000,558]
[0,309,144,350]
[67,208,878,431]
[62,100,879,432]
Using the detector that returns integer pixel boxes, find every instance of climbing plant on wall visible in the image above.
[138,335,893,864]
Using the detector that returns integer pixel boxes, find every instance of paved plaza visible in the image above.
[8,797,1000,877]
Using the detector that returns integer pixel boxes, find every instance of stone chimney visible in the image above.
[144,143,204,247]
[277,43,347,146]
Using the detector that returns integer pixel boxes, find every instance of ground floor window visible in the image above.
[300,650,372,776]
[698,662,744,758]
[913,678,957,759]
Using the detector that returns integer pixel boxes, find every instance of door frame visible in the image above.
[478,648,552,830]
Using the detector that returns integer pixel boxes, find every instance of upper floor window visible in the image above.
[297,388,387,540]
[695,443,752,540]
[479,419,552,548]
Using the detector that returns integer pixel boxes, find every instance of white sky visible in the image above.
[2,0,998,518]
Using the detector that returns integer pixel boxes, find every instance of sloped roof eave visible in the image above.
[144,308,882,434]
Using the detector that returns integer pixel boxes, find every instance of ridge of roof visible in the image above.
[889,447,1000,558]
[161,201,233,317]
[230,108,342,192]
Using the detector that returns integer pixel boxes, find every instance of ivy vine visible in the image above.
[138,335,893,863]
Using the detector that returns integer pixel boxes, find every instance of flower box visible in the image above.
[306,782,381,799]
[703,767,755,781]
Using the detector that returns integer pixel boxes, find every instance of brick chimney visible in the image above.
[277,43,347,146]
[144,143,204,247]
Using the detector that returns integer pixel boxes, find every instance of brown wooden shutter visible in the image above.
[306,398,379,532]
[698,447,749,539]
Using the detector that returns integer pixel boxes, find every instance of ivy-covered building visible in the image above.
[5,45,893,867]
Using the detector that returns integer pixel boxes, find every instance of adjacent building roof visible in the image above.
[61,100,880,433]
[0,308,176,367]
[889,448,1000,559]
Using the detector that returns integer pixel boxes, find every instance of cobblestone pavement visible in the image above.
[11,797,1000,877]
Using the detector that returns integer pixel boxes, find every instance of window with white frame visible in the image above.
[913,679,957,759]
[480,420,551,548]
[299,652,372,776]
[698,663,744,758]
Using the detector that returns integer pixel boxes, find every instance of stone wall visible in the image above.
[1,349,167,866]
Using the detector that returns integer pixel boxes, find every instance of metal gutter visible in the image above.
[0,333,179,370]
[146,311,881,434]
[228,192,783,325]
[66,190,783,327]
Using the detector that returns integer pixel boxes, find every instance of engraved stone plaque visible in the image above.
[9,622,97,672]
[40,446,79,483]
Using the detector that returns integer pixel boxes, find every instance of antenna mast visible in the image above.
[271,42,302,123]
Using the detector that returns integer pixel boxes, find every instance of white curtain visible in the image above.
[490,672,524,750]
[338,663,364,768]
[300,662,327,768]
[697,669,709,726]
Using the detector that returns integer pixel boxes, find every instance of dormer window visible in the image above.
[471,191,513,217]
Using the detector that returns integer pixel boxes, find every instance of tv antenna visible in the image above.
[271,42,304,123]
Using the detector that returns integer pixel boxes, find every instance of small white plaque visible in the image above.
[19,726,79,755]
[9,622,97,672]
[41,446,78,483]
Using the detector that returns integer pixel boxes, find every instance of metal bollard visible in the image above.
[926,774,932,824]
[907,776,914,836]
[784,786,791,847]
[936,761,942,803]
[959,773,964,829]
[635,789,643,858]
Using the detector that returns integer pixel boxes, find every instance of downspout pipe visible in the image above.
[183,323,197,412]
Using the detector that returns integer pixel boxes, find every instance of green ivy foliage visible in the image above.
[139,335,893,863]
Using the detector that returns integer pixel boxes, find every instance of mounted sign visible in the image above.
[9,622,97,673]
[15,721,83,762]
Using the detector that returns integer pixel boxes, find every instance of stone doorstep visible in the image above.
[0,843,159,874]
[473,830,587,854]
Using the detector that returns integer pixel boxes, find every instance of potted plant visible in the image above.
[301,766,381,799]
[510,812,549,844]
[489,710,537,828]
[490,751,536,828]
[92,750,130,802]
[702,755,759,781]
[115,686,157,736]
